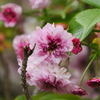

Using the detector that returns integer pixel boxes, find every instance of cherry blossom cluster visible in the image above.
[13,23,87,96]
[1,1,100,99]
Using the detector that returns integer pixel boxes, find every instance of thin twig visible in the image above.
[21,44,36,100]
[79,54,96,86]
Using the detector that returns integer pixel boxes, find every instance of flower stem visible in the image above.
[92,29,100,32]
[96,57,99,77]
[21,44,36,100]
[81,42,89,47]
[79,54,96,86]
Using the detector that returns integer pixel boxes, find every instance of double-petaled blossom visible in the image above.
[71,86,87,96]
[18,58,78,94]
[72,38,82,54]
[86,78,100,88]
[12,22,87,96]
[28,0,51,10]
[13,34,31,59]
[0,3,22,27]
[17,56,88,96]
[30,23,74,64]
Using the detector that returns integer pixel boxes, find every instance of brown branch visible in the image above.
[21,44,36,100]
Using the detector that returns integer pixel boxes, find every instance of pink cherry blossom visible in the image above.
[29,0,51,10]
[23,61,77,94]
[86,77,100,88]
[13,34,31,59]
[17,54,87,95]
[30,23,74,64]
[72,38,82,54]
[71,86,87,96]
[0,3,22,27]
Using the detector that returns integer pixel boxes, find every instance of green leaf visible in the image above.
[32,92,87,100]
[75,9,100,41]
[41,94,80,100]
[39,93,81,100]
[14,95,27,100]
[82,0,100,8]
[68,18,84,39]
[32,92,50,100]
[90,43,99,50]
[14,93,91,100]
[69,9,100,41]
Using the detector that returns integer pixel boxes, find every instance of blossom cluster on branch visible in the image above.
[1,0,100,100]
[13,23,86,96]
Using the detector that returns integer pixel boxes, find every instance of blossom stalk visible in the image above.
[96,57,99,77]
[79,54,96,86]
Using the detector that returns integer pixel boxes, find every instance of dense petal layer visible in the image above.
[86,77,100,88]
[30,23,74,64]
